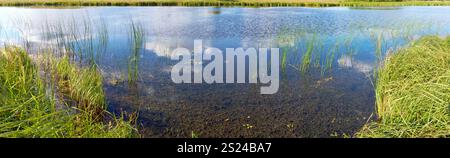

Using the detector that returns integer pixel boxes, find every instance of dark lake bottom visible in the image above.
[1,6,449,137]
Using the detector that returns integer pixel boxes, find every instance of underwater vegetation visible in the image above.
[1,7,449,137]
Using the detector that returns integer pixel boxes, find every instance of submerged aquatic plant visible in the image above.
[357,36,450,138]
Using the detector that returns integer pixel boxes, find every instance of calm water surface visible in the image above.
[1,6,450,137]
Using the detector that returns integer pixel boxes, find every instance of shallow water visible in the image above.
[1,6,450,137]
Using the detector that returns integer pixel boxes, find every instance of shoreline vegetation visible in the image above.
[0,47,138,137]
[1,37,448,138]
[357,36,450,138]
[0,5,448,137]
[0,0,450,7]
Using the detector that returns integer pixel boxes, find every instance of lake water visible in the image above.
[1,6,450,137]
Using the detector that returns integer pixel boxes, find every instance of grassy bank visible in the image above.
[357,36,450,138]
[0,47,137,138]
[0,0,450,7]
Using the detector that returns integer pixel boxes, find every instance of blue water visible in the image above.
[1,6,449,137]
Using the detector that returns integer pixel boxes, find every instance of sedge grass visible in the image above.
[300,35,316,73]
[47,55,106,120]
[127,21,145,85]
[0,47,137,137]
[357,36,450,138]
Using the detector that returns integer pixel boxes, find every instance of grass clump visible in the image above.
[357,36,450,138]
[48,55,106,120]
[0,47,137,138]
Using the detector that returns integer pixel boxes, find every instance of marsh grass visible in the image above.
[357,36,450,138]
[0,47,137,137]
[0,13,142,137]
[281,47,288,73]
[300,35,316,73]
[321,42,338,75]
[277,31,339,78]
[48,55,106,120]
[37,16,105,65]
[127,21,145,85]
